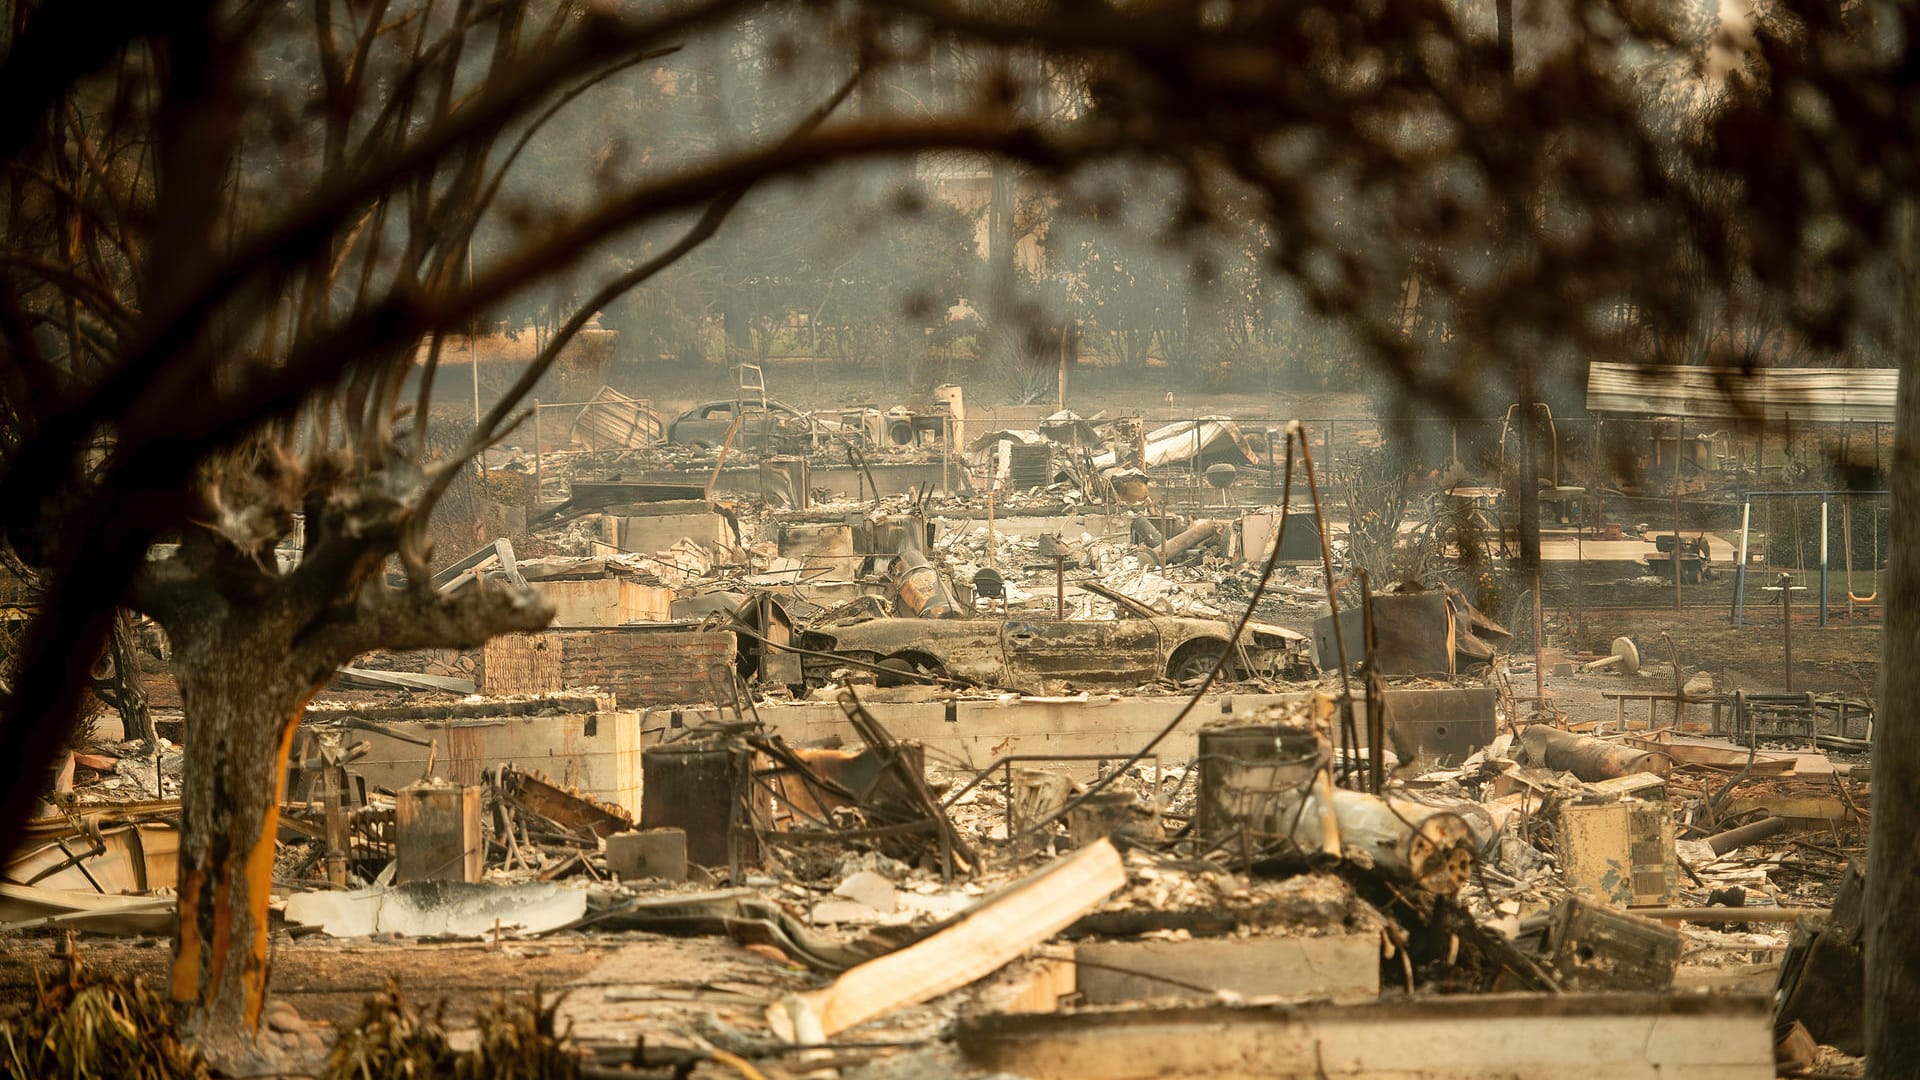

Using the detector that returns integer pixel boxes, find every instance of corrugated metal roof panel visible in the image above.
[569,386,663,449]
[1586,362,1896,423]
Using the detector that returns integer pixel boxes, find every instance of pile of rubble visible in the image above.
[0,387,1879,1077]
[5,650,1873,1079]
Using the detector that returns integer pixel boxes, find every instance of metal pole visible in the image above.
[1672,419,1683,611]
[531,399,543,508]
[471,332,483,476]
[1055,550,1065,621]
[1781,575,1794,693]
[986,487,997,572]
[1056,329,1067,413]
[1845,493,1856,619]
[469,246,484,477]
[1193,415,1201,490]
[1819,497,1830,626]
[1593,420,1605,545]
[1523,404,1543,715]
[1733,497,1751,626]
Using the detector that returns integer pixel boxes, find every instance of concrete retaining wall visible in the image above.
[531,577,674,626]
[305,694,645,815]
[481,627,739,708]
[640,691,1312,779]
[607,501,730,552]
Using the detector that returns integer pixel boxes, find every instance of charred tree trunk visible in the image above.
[107,609,156,745]
[141,513,554,1048]
[1866,200,1920,1077]
[987,158,1017,370]
[167,609,326,1044]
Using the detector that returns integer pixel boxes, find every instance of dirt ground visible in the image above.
[1547,604,1880,717]
[0,931,829,1069]
[0,928,1002,1077]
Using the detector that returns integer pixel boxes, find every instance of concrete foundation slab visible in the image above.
[284,880,586,938]
[1075,936,1379,1005]
[956,993,1774,1079]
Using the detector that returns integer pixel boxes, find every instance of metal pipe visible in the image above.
[1633,906,1825,923]
[1150,519,1219,563]
[1705,815,1792,856]
[1741,490,1892,497]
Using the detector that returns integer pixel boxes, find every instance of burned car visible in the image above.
[666,398,852,451]
[790,581,1310,693]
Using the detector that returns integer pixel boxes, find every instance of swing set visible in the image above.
[1730,489,1889,626]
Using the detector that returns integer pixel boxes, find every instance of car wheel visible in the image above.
[877,653,946,687]
[1168,642,1228,684]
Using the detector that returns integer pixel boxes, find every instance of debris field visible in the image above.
[3,386,1876,1080]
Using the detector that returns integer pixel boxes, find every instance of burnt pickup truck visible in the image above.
[791,581,1310,693]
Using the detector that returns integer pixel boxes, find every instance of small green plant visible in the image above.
[319,980,577,1080]
[0,959,207,1080]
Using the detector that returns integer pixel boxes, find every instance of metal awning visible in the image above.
[1585,362,1896,424]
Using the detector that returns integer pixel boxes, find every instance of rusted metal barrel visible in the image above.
[1196,720,1483,893]
[890,548,959,618]
[1520,725,1669,781]
[1195,722,1324,841]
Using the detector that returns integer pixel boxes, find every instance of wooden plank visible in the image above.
[1784,753,1836,778]
[1625,739,1794,774]
[1672,962,1781,994]
[978,950,1078,1015]
[1075,936,1379,1004]
[958,992,1776,1079]
[1586,773,1668,800]
[338,667,477,694]
[1719,796,1849,821]
[766,838,1127,1043]
[1634,907,1826,923]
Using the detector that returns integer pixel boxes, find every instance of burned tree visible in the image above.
[0,2,721,1042]
[0,0,1076,1047]
[1,0,1918,1069]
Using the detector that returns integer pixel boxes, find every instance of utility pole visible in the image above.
[469,244,485,478]
[1673,419,1683,611]
[1495,0,1544,715]
[1057,322,1068,413]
